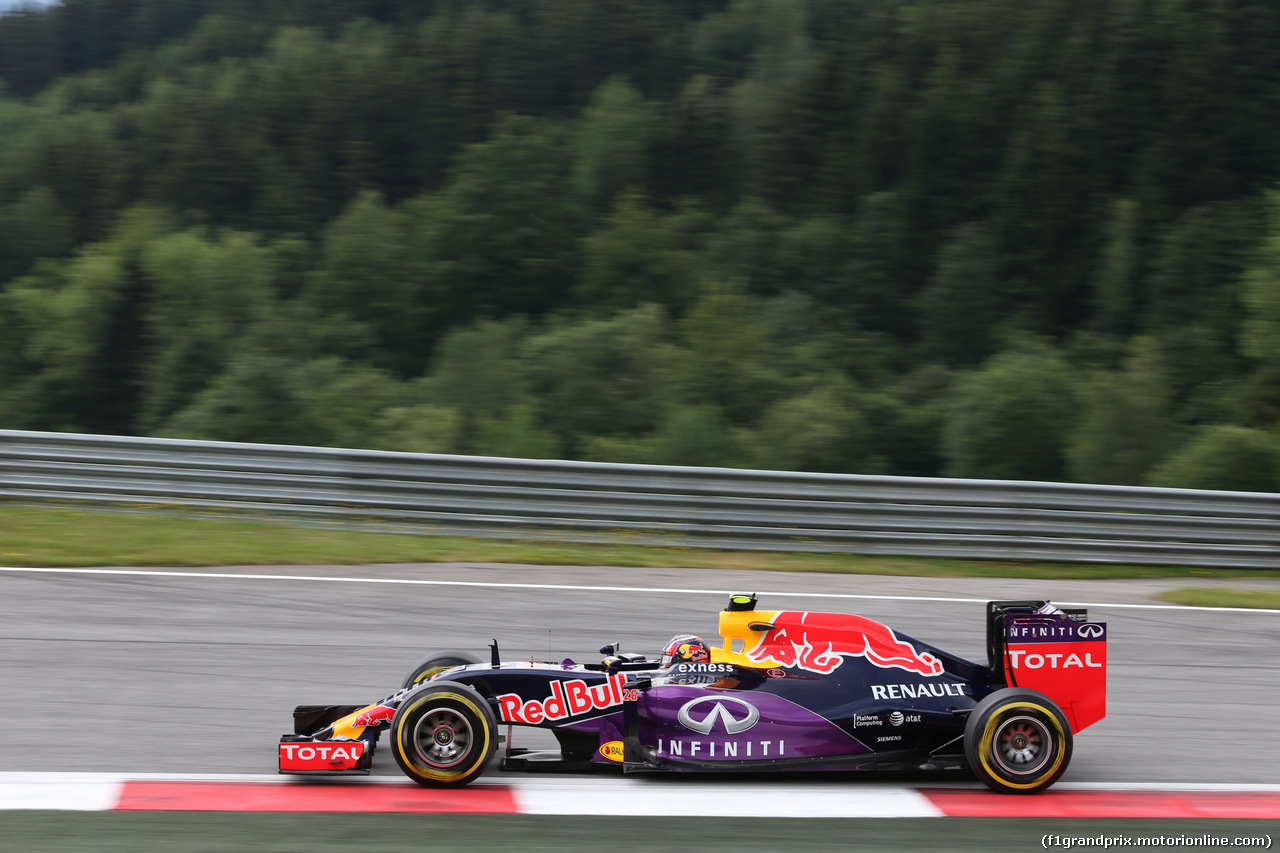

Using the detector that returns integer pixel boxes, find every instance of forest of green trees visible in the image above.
[2,0,1280,490]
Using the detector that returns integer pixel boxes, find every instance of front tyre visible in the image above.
[390,682,497,788]
[964,687,1073,794]
[402,651,480,689]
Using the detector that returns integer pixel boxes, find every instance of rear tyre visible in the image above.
[402,651,480,689]
[390,682,497,788]
[964,687,1073,794]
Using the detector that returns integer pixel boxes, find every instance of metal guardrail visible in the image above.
[2,429,1278,568]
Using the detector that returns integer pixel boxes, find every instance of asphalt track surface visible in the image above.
[3,562,1279,787]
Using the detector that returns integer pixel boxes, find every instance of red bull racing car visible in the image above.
[280,595,1107,794]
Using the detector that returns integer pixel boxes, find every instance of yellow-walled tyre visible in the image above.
[964,687,1073,794]
[402,651,480,689]
[390,682,497,788]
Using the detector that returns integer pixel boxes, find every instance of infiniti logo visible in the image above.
[1077,624,1104,639]
[677,696,760,735]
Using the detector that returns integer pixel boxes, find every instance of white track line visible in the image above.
[0,773,944,817]
[3,774,1279,815]
[1,564,1278,613]
[0,776,123,811]
[5,768,1274,788]
[511,779,942,818]
[5,773,1278,792]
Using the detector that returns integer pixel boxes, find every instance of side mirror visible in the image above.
[599,643,618,656]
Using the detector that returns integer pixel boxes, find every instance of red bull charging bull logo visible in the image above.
[351,704,397,728]
[745,611,944,677]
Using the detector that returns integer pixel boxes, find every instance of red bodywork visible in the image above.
[1002,612,1107,733]
[278,740,366,772]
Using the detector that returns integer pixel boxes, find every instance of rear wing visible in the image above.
[986,600,1107,733]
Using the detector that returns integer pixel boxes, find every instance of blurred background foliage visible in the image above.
[2,0,1280,490]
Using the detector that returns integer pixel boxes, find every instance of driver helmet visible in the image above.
[662,634,711,666]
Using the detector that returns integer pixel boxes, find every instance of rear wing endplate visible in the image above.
[986,600,1107,733]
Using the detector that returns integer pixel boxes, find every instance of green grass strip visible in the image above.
[4,502,1279,580]
[1155,587,1280,609]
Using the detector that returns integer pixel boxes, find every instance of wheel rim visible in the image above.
[990,714,1053,776]
[412,706,474,768]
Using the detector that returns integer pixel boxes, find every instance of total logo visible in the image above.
[887,711,921,727]
[496,674,633,724]
[278,741,365,770]
[280,743,363,762]
[1007,650,1102,669]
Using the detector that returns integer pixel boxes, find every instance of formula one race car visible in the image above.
[280,595,1107,794]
